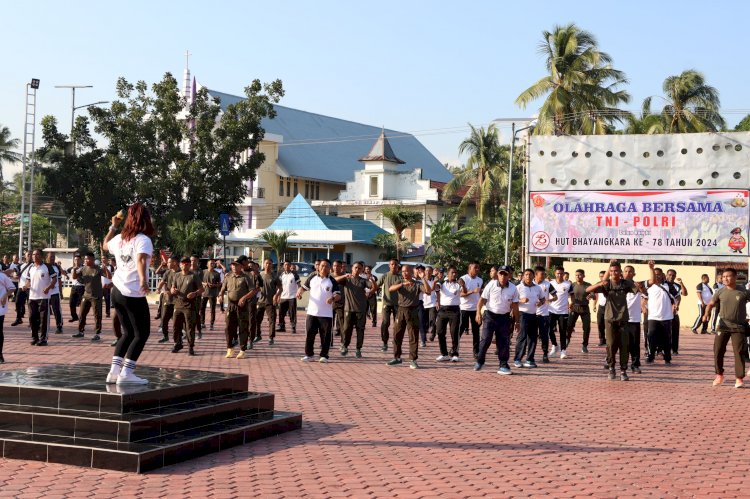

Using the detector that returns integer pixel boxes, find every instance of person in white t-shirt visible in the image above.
[298,259,340,362]
[623,265,644,373]
[644,262,674,365]
[278,260,301,333]
[102,204,155,385]
[459,262,483,359]
[534,266,558,364]
[420,266,438,344]
[513,268,547,368]
[548,267,570,356]
[0,270,16,363]
[692,274,713,335]
[21,250,58,346]
[475,265,519,374]
[431,266,462,362]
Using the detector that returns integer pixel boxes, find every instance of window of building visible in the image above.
[315,182,320,200]
[305,181,309,198]
[369,176,378,197]
[279,176,284,196]
[286,178,290,197]
[349,215,364,220]
[293,178,298,196]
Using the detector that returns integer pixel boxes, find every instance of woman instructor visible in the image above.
[103,203,154,385]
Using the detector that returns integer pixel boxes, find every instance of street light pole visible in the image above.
[504,120,536,266]
[54,85,93,153]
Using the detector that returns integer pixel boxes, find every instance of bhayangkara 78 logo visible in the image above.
[532,231,550,250]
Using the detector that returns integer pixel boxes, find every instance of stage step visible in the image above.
[0,364,301,472]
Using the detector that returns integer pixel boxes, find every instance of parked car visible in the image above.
[371,261,432,281]
[292,262,315,277]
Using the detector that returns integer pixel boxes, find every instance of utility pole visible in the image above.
[54,84,92,154]
[19,78,40,257]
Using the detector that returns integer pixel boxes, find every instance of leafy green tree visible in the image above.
[166,219,218,258]
[0,214,57,256]
[516,23,630,135]
[657,70,724,133]
[445,124,511,222]
[735,114,750,132]
[259,229,296,272]
[372,232,410,261]
[39,73,284,247]
[623,97,665,134]
[380,207,423,260]
[0,125,21,183]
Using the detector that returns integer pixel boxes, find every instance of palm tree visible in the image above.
[380,207,423,260]
[258,229,296,272]
[516,23,630,135]
[167,219,218,258]
[0,125,21,182]
[657,70,725,133]
[623,97,666,134]
[445,124,509,222]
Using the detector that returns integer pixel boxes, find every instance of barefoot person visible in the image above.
[103,204,154,385]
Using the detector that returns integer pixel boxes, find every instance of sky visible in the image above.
[3,0,750,179]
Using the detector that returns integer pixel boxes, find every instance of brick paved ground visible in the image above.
[0,307,748,498]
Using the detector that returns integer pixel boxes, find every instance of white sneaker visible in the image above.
[301,356,312,362]
[116,372,149,385]
[560,350,568,359]
[451,356,460,362]
[105,372,119,384]
[319,357,329,364]
[435,355,450,362]
[550,345,557,355]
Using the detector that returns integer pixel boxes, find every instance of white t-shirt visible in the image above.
[0,273,15,315]
[25,263,58,300]
[518,282,545,314]
[548,280,571,315]
[422,278,437,308]
[535,280,556,317]
[109,233,154,298]
[626,291,642,323]
[439,280,461,307]
[279,271,300,300]
[697,282,713,305]
[459,274,483,311]
[481,280,519,314]
[305,274,339,318]
[596,292,607,307]
[647,283,674,321]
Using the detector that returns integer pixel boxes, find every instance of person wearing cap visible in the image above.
[459,262,483,360]
[432,266,462,362]
[475,265,519,374]
[72,252,111,342]
[66,253,85,323]
[377,259,401,352]
[170,257,204,356]
[220,259,259,359]
[156,256,180,344]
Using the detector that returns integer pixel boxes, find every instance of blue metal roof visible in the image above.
[268,195,387,244]
[206,89,453,184]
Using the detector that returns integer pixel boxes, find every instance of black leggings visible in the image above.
[112,287,151,361]
[0,315,4,354]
